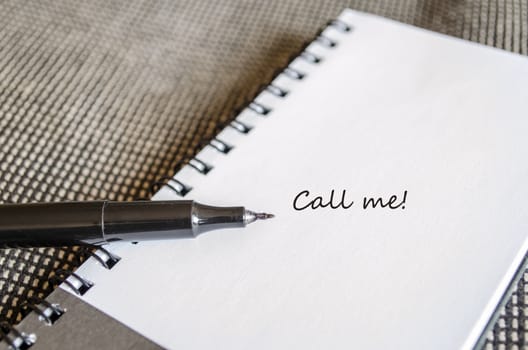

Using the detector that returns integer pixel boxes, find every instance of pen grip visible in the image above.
[0,201,106,247]
[102,200,195,242]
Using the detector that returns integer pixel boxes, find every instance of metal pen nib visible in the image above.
[243,210,275,225]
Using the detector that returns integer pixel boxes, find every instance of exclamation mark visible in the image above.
[401,190,407,209]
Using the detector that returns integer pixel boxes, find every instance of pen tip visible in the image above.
[244,210,275,225]
[257,212,275,220]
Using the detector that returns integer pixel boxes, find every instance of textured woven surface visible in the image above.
[0,0,526,347]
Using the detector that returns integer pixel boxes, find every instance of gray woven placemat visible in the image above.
[0,0,526,347]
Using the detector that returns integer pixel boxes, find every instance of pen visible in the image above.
[0,200,274,247]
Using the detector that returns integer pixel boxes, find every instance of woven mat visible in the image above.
[0,0,526,347]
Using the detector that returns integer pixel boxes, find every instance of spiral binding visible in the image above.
[147,18,352,199]
[20,297,65,326]
[0,245,119,349]
[0,17,352,350]
[0,321,35,350]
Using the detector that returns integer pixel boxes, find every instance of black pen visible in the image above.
[0,201,274,247]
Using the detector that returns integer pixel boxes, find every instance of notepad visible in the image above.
[67,9,528,349]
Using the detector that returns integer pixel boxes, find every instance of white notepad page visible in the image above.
[69,10,528,349]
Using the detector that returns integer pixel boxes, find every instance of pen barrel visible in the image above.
[0,201,106,247]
